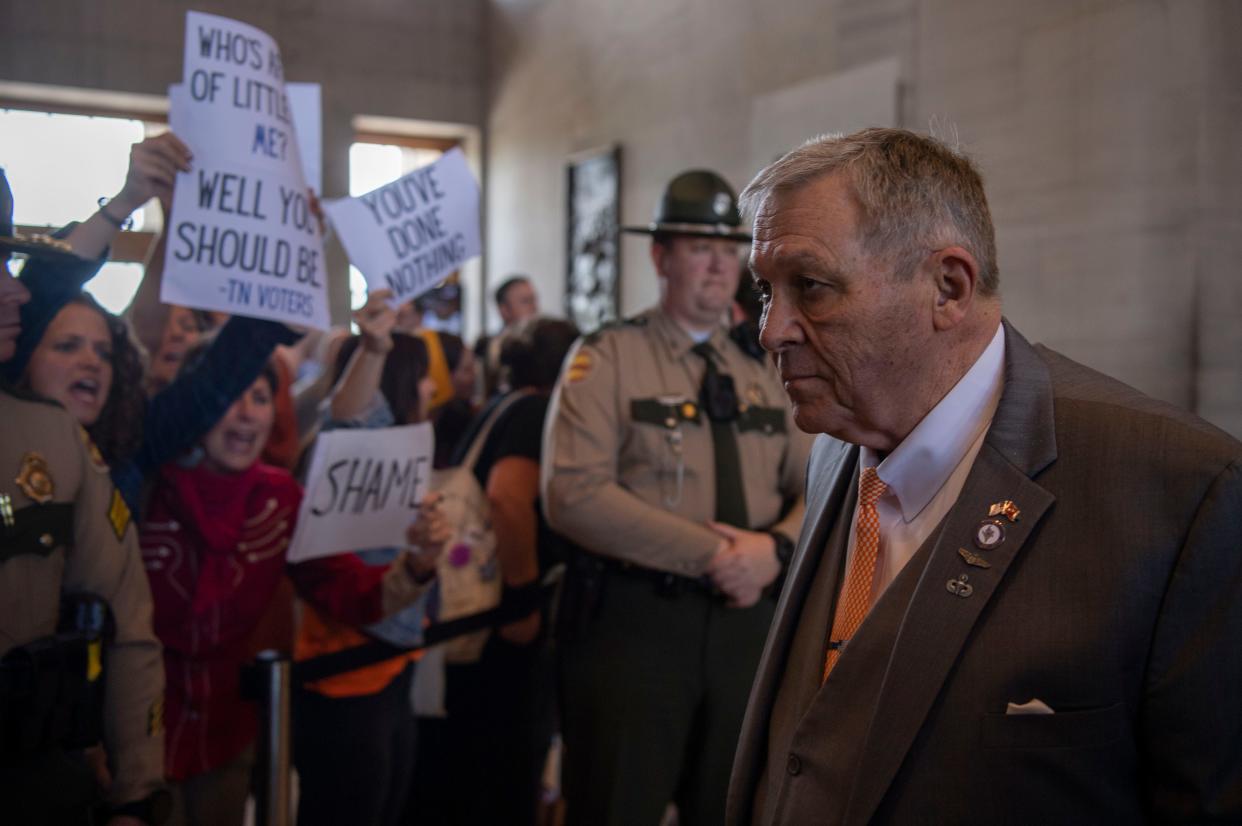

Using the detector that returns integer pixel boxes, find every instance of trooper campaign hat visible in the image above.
[0,169,82,263]
[0,168,106,382]
[623,169,751,242]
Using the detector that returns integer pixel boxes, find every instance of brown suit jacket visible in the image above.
[727,321,1242,825]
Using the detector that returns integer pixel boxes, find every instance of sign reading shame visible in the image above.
[287,423,434,563]
[162,11,329,329]
[322,149,480,306]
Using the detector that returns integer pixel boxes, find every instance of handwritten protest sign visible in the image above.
[162,11,329,329]
[322,149,480,306]
[287,83,322,193]
[287,423,434,563]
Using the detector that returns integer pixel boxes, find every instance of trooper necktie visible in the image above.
[823,466,888,683]
[691,342,749,528]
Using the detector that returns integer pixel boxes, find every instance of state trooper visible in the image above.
[0,170,169,825]
[543,170,812,826]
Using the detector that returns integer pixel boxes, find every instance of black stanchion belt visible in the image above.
[289,582,549,686]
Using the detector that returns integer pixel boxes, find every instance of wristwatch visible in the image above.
[769,530,795,569]
[765,530,796,598]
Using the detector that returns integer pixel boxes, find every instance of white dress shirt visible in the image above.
[842,323,1006,602]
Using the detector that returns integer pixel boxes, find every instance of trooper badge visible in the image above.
[16,452,54,504]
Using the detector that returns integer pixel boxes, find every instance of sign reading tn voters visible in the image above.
[322,148,481,306]
[287,423,434,563]
[162,10,329,329]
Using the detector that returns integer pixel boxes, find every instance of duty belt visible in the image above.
[597,556,720,599]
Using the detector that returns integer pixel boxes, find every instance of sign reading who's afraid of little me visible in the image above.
[322,149,481,306]
[162,11,330,329]
[287,423,434,563]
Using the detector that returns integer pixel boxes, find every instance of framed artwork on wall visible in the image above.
[566,144,621,334]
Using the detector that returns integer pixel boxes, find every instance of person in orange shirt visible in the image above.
[292,289,441,826]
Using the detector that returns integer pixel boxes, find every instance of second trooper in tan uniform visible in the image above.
[543,170,812,826]
[0,174,168,825]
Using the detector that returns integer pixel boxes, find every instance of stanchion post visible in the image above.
[251,649,292,826]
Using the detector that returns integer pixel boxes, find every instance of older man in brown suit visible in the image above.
[727,128,1242,825]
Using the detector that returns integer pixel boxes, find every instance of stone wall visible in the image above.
[485,0,1242,435]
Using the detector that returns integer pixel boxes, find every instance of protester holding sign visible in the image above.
[5,134,304,521]
[410,317,578,826]
[292,289,441,826]
[138,343,446,826]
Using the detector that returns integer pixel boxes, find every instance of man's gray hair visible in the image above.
[740,128,999,294]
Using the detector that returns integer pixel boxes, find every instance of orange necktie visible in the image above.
[823,466,889,683]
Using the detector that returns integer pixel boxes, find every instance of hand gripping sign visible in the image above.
[322,148,481,307]
[162,11,330,329]
[287,423,434,563]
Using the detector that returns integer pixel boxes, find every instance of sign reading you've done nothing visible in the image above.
[162,11,330,329]
[287,424,434,563]
[322,149,481,306]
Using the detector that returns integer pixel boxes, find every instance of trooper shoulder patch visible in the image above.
[108,488,131,541]
[566,350,595,385]
[78,426,108,471]
[148,698,164,736]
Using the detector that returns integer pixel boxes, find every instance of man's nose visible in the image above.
[0,272,31,306]
[758,290,803,353]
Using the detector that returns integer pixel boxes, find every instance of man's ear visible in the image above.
[649,240,669,278]
[930,245,979,332]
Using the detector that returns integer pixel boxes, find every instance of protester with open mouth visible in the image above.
[138,342,449,826]
[2,131,302,517]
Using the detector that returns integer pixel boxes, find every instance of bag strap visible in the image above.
[459,388,537,471]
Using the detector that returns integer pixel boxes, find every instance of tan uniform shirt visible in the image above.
[542,307,811,577]
[0,389,164,806]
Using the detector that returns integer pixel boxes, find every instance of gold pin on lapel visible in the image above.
[958,547,992,569]
[988,500,1021,522]
[15,452,54,504]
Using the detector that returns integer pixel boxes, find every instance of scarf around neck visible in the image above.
[159,459,268,556]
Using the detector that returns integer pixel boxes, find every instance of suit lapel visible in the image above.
[728,437,857,822]
[842,321,1061,826]
[778,439,858,644]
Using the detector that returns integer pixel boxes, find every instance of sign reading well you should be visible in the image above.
[287,423,434,563]
[162,11,329,329]
[322,149,481,306]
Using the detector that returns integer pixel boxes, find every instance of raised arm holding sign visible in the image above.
[287,423,436,563]
[322,149,481,306]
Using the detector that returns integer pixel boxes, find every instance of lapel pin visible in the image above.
[974,519,1006,550]
[0,494,13,529]
[946,573,973,598]
[988,500,1021,522]
[958,547,992,569]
